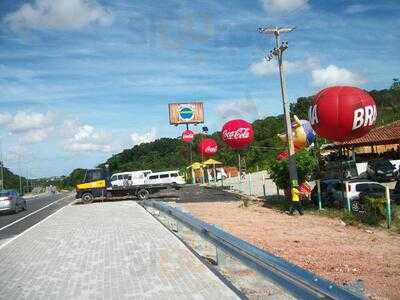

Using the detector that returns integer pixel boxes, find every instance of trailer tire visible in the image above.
[81,192,94,204]
[137,189,149,200]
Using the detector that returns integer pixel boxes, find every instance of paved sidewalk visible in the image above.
[0,201,239,300]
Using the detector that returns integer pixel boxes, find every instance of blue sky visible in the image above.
[0,0,399,177]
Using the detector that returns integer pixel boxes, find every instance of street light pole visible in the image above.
[258,26,298,187]
[0,140,3,190]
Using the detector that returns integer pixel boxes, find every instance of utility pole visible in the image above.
[258,26,298,187]
[0,161,3,191]
[19,162,22,195]
[0,140,3,190]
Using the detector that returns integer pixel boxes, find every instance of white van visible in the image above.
[146,170,185,185]
[110,170,152,187]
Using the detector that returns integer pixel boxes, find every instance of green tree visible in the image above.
[267,150,318,190]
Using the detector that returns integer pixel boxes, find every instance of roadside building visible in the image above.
[320,120,400,178]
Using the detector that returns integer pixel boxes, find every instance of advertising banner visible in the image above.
[169,102,204,125]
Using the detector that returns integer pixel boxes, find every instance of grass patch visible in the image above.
[262,194,400,233]
[262,195,316,212]
[392,206,400,233]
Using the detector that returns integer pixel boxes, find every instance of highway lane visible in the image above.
[0,192,75,246]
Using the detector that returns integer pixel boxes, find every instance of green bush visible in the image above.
[358,197,387,226]
[341,211,358,226]
[392,206,400,232]
[267,150,318,190]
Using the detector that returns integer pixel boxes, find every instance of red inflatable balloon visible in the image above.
[309,86,377,142]
[198,138,218,157]
[182,130,194,143]
[221,119,254,150]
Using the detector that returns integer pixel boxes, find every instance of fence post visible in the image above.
[248,172,253,196]
[345,181,351,212]
[262,172,266,198]
[317,180,322,210]
[386,186,392,229]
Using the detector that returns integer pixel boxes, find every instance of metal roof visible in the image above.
[325,120,400,148]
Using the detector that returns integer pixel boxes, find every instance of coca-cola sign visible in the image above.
[182,129,194,143]
[205,146,217,153]
[198,138,218,157]
[221,119,254,150]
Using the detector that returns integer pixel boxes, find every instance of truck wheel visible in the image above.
[82,193,94,204]
[137,189,149,201]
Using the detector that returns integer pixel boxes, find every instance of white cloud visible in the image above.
[63,120,112,153]
[4,0,113,32]
[0,111,53,143]
[344,4,374,14]
[25,128,51,144]
[250,58,318,76]
[0,65,36,80]
[0,111,53,132]
[216,99,259,121]
[130,128,157,146]
[249,60,276,76]
[311,65,366,88]
[260,0,309,13]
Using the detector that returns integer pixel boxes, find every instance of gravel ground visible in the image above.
[182,201,400,300]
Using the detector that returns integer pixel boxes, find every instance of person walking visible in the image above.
[289,186,303,215]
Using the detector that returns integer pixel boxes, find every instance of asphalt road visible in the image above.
[0,192,75,246]
[155,185,240,203]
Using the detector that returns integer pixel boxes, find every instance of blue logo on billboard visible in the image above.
[178,106,194,121]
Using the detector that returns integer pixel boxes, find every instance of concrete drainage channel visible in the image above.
[141,200,365,300]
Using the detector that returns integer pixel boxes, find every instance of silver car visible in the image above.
[0,190,27,214]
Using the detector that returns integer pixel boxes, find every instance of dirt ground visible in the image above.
[182,201,400,300]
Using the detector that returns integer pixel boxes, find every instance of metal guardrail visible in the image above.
[141,200,364,300]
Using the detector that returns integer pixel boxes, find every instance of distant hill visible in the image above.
[0,165,26,192]
[62,86,400,188]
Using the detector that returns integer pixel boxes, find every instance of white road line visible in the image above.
[0,197,75,251]
[0,193,74,232]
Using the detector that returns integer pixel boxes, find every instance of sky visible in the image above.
[0,0,399,178]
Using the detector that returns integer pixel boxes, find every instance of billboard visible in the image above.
[168,102,204,125]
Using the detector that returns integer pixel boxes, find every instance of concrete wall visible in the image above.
[212,170,284,197]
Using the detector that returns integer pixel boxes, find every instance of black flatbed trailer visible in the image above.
[108,183,179,199]
[76,183,180,203]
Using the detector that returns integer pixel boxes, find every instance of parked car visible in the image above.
[310,179,341,207]
[366,159,398,182]
[0,190,27,214]
[311,179,396,212]
[394,179,400,194]
[358,183,400,205]
[146,171,185,186]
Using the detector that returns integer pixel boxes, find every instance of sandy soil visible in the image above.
[182,201,400,300]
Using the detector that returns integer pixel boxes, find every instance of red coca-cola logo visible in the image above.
[198,138,218,157]
[182,129,194,143]
[221,119,254,150]
[222,127,251,140]
[205,146,217,153]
